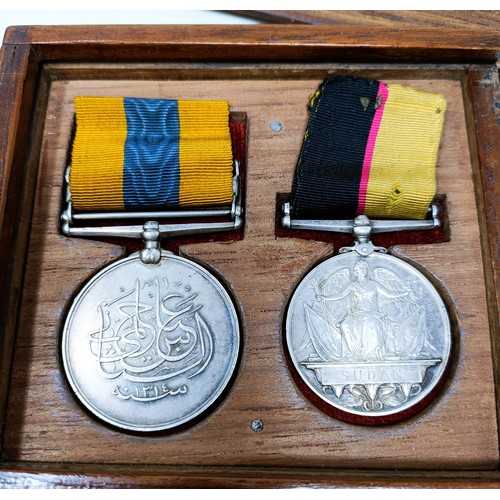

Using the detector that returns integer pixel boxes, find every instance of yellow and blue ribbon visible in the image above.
[70,96,233,211]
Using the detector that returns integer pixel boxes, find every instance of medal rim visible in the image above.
[285,251,452,419]
[62,250,241,432]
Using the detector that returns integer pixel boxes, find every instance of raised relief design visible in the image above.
[301,259,441,412]
[89,277,213,403]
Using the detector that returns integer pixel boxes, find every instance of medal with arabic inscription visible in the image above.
[62,251,240,432]
[60,97,243,432]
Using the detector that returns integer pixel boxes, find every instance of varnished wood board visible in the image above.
[3,73,498,470]
[233,10,500,29]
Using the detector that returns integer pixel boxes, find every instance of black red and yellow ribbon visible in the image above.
[290,76,446,220]
[70,96,233,212]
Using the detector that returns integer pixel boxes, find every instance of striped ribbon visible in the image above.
[70,96,234,211]
[290,76,446,220]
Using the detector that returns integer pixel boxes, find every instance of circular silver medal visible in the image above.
[286,242,452,420]
[62,250,240,432]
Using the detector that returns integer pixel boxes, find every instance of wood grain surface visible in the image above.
[0,43,45,450]
[0,25,499,487]
[2,25,499,64]
[2,72,497,471]
[233,10,500,29]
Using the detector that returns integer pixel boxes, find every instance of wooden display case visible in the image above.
[0,25,499,488]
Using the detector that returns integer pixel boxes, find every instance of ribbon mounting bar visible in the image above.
[61,161,242,239]
[281,202,440,234]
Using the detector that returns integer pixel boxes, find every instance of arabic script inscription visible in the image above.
[89,277,213,403]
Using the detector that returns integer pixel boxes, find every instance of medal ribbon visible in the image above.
[290,76,446,220]
[70,96,234,211]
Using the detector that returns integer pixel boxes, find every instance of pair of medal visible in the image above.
[61,77,452,432]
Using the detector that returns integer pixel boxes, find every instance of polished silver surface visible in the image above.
[62,250,240,432]
[285,215,451,418]
[60,214,243,241]
[282,202,440,233]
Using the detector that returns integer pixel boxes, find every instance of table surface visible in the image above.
[233,10,500,29]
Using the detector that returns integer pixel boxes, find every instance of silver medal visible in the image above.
[283,207,452,420]
[62,250,240,432]
[61,165,243,432]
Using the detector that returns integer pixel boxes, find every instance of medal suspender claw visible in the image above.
[61,97,242,433]
[283,77,452,423]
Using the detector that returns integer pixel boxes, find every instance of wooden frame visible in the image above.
[0,25,499,488]
[228,10,500,29]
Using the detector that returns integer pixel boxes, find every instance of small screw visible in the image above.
[251,419,264,432]
[270,121,282,133]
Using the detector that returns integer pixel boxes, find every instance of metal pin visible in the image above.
[270,121,282,133]
[251,419,264,432]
